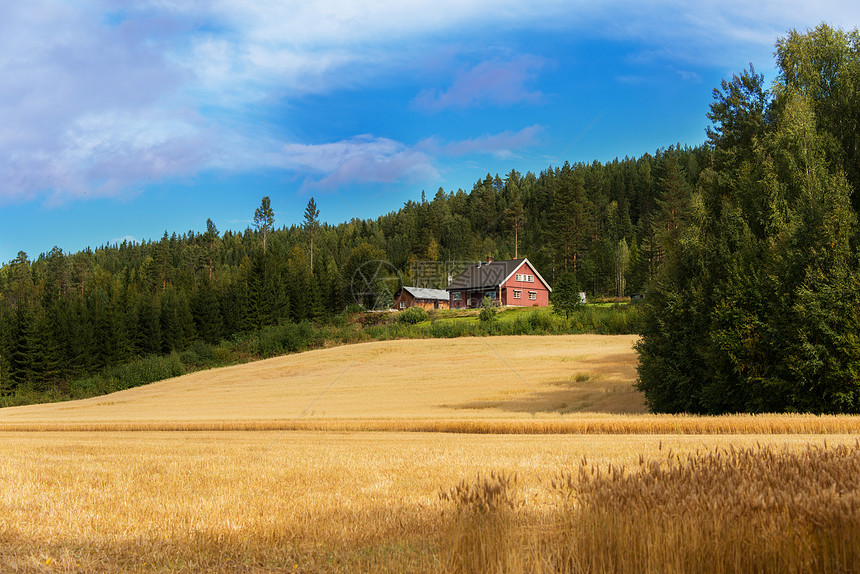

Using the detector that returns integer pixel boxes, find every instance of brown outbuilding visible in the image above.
[393,286,451,310]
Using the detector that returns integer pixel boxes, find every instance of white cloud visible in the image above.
[437,125,543,159]
[1,0,859,205]
[0,1,201,204]
[285,135,438,190]
[414,57,547,111]
[594,1,860,68]
[221,126,542,191]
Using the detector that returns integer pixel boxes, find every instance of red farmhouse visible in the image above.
[446,258,552,309]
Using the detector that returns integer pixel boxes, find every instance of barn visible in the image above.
[446,257,552,309]
[393,286,451,310]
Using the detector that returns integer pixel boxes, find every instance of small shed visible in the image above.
[394,286,451,311]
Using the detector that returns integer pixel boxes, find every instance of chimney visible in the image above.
[486,255,494,264]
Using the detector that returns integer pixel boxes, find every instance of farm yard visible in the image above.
[1,335,859,572]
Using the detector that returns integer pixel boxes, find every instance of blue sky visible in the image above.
[1,1,858,264]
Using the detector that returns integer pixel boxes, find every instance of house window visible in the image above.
[399,301,407,309]
[453,292,461,301]
[513,290,522,299]
[527,274,534,282]
[515,273,535,282]
[528,291,537,300]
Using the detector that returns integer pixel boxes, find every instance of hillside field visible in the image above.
[0,335,644,427]
[2,335,859,572]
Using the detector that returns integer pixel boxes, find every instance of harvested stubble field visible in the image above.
[1,335,859,572]
[0,335,645,428]
[1,335,857,434]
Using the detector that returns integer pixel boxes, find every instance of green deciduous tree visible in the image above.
[775,24,860,206]
[614,239,630,297]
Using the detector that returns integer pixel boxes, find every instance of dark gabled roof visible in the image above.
[446,258,552,292]
[446,259,526,291]
[399,286,449,301]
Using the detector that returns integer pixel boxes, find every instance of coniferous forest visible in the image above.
[2,24,859,414]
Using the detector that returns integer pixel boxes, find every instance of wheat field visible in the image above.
[2,335,860,572]
[2,335,858,434]
[1,431,857,573]
[0,335,643,426]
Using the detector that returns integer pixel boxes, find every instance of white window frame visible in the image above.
[452,292,461,301]
[528,291,537,300]
[399,300,407,309]
[513,289,522,299]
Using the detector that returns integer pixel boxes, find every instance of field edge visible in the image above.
[1,414,858,434]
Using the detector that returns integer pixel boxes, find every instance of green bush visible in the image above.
[527,310,555,331]
[109,353,186,390]
[430,320,473,338]
[189,340,215,361]
[397,306,427,325]
[479,297,497,322]
[251,321,317,357]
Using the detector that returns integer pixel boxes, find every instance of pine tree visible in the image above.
[303,198,320,273]
[205,218,220,281]
[505,192,525,259]
[193,279,224,344]
[254,196,275,252]
[548,165,592,281]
